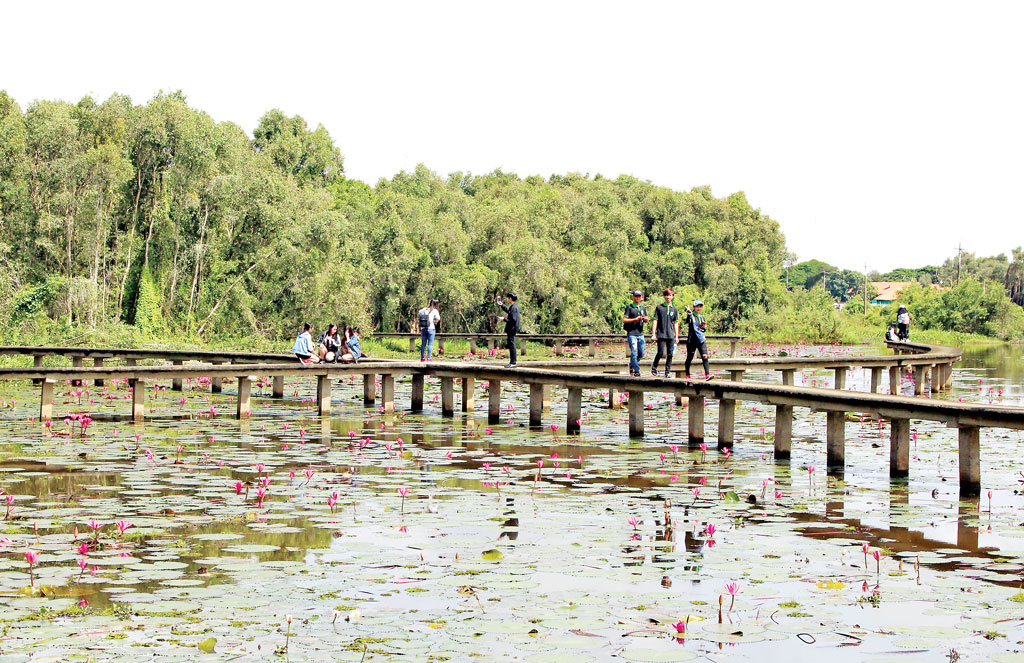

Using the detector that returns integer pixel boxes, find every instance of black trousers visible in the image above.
[897,323,909,340]
[507,333,518,364]
[685,339,710,376]
[652,339,674,373]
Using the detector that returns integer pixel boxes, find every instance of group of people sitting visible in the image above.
[292,322,364,364]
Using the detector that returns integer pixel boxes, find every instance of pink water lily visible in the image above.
[672,620,686,634]
[724,581,740,612]
[115,520,132,535]
[628,516,640,530]
[25,550,40,586]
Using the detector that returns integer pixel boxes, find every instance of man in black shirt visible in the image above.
[497,292,521,368]
[650,288,679,377]
[622,289,648,377]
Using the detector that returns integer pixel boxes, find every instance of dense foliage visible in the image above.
[0,91,788,342]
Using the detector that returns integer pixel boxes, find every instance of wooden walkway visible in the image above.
[0,342,1017,497]
[374,332,747,357]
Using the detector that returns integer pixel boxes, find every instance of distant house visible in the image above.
[870,281,943,306]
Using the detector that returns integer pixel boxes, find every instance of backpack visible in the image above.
[418,309,431,330]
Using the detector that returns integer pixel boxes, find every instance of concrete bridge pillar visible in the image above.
[888,366,900,395]
[39,379,54,421]
[440,377,454,416]
[729,340,739,358]
[587,339,596,357]
[363,374,375,405]
[212,361,224,393]
[529,383,544,426]
[774,405,793,460]
[944,362,954,390]
[93,358,105,387]
[236,377,251,418]
[72,356,83,386]
[889,418,910,478]
[628,390,644,437]
[554,340,564,356]
[567,387,582,434]
[172,360,183,391]
[870,367,882,393]
[488,380,501,423]
[688,396,704,447]
[780,369,795,386]
[410,374,424,411]
[959,425,981,497]
[409,337,417,353]
[130,379,145,421]
[32,355,43,385]
[272,375,285,398]
[316,375,331,416]
[469,338,477,354]
[913,365,926,395]
[826,411,845,469]
[381,375,395,413]
[717,398,735,449]
[833,367,847,390]
[461,377,475,412]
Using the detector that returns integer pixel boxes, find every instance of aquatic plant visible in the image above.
[25,550,39,587]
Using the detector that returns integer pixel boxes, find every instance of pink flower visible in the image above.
[77,543,89,556]
[398,487,408,497]
[706,524,716,537]
[305,469,314,480]
[88,519,102,531]
[692,487,700,498]
[25,550,40,565]
[672,620,686,634]
[256,463,265,474]
[628,516,640,530]
[78,557,89,570]
[115,520,132,535]
[725,581,740,596]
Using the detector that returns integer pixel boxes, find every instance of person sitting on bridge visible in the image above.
[340,326,363,363]
[292,322,320,363]
[317,323,343,362]
[684,300,712,380]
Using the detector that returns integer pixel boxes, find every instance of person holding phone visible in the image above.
[623,289,649,377]
[496,292,521,368]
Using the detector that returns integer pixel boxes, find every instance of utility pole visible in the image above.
[863,261,868,315]
[956,242,963,285]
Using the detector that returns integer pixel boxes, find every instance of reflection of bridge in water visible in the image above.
[2,341,1022,499]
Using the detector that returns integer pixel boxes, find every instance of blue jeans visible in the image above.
[420,328,435,360]
[627,335,645,374]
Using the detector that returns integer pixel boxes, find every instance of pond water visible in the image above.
[1,342,1023,662]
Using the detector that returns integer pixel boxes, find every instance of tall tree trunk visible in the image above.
[142,166,159,268]
[188,203,207,323]
[119,169,145,310]
[169,227,180,307]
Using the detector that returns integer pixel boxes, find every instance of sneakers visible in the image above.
[704,373,714,381]
[664,370,671,378]
[504,363,517,369]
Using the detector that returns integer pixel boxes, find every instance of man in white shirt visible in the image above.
[418,299,442,361]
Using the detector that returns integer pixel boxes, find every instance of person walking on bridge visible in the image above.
[623,289,649,377]
[684,300,712,380]
[650,288,679,377]
[497,292,521,368]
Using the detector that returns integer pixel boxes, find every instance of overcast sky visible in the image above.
[5,1,1021,272]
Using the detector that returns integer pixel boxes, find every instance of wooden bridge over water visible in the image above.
[1,340,1020,497]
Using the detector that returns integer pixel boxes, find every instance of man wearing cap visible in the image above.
[623,290,649,377]
[497,292,521,368]
[684,300,712,380]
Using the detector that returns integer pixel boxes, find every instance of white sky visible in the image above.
[5,1,1022,272]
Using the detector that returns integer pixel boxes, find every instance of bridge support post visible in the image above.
[236,377,251,418]
[542,384,550,411]
[609,387,620,409]
[440,377,454,416]
[93,358,105,387]
[411,374,424,411]
[889,366,900,395]
[488,380,501,423]
[72,356,83,386]
[272,375,284,398]
[913,365,926,395]
[889,418,910,478]
[870,367,882,393]
[688,396,704,446]
[529,383,544,426]
[730,340,738,358]
[675,371,685,405]
[172,360,183,391]
[717,398,735,449]
[469,338,477,354]
[780,369,795,386]
[40,379,54,421]
[316,375,331,416]
[826,411,845,469]
[729,370,744,382]
[212,362,224,393]
[833,367,847,390]
[125,358,137,367]
[554,340,564,356]
[462,377,475,412]
[32,355,43,385]
[409,337,416,353]
[944,362,954,390]
[381,375,395,413]
[958,425,981,497]
[628,391,644,437]
[363,374,375,405]
[130,379,145,421]
[487,339,495,352]
[774,405,792,460]
[567,387,582,434]
[587,340,595,357]
[519,338,526,356]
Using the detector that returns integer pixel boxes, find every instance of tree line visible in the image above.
[0,91,788,343]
